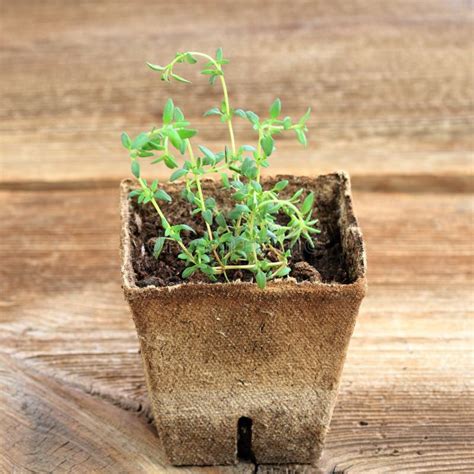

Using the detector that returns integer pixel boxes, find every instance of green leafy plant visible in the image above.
[121,48,319,289]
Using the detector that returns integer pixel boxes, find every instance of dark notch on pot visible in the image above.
[237,416,255,462]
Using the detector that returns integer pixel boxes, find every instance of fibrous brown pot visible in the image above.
[120,172,366,466]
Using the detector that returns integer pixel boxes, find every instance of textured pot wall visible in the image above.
[121,173,367,465]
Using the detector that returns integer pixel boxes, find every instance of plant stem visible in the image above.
[171,51,237,155]
[257,198,304,220]
[219,75,236,155]
[256,128,263,183]
[268,244,284,257]
[187,141,215,240]
[270,263,287,279]
[247,194,259,266]
[136,176,195,263]
[186,140,228,277]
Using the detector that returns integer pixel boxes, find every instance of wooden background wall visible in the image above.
[1,0,472,186]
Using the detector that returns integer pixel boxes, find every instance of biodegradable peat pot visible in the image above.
[120,172,366,466]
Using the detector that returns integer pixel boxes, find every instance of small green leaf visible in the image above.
[216,213,227,228]
[283,116,292,129]
[154,189,172,202]
[174,224,195,234]
[301,192,314,215]
[202,155,216,166]
[216,47,223,62]
[246,111,259,125]
[147,140,164,151]
[163,98,174,124]
[261,135,274,156]
[182,266,197,279]
[147,62,165,72]
[132,132,149,149]
[232,191,246,201]
[185,53,197,64]
[300,107,311,124]
[150,156,163,165]
[291,188,304,201]
[172,73,191,84]
[170,168,187,181]
[121,132,131,149]
[168,129,183,150]
[275,266,291,278]
[138,150,154,157]
[234,109,247,119]
[202,209,213,225]
[256,270,266,289]
[131,161,140,178]
[174,107,185,121]
[153,237,165,258]
[215,151,225,163]
[163,154,178,169]
[241,144,256,152]
[177,128,197,139]
[251,181,262,193]
[296,129,307,147]
[229,204,250,219]
[205,197,216,209]
[200,264,215,277]
[183,189,195,204]
[273,179,289,192]
[240,157,257,179]
[221,173,230,188]
[198,145,215,160]
[269,98,281,119]
[203,107,222,117]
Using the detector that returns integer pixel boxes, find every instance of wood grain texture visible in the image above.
[1,0,473,471]
[0,355,254,473]
[0,186,473,472]
[0,0,473,185]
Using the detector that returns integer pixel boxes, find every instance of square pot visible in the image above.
[120,172,366,466]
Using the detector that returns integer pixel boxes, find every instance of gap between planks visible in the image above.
[0,173,472,194]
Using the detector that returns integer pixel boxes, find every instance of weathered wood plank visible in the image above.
[0,186,473,471]
[0,0,472,184]
[0,354,254,473]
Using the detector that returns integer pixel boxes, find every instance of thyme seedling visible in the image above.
[121,48,319,289]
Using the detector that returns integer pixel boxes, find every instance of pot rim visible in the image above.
[120,172,367,296]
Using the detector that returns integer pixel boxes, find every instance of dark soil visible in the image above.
[128,180,351,287]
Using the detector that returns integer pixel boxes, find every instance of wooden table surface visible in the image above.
[1,1,473,472]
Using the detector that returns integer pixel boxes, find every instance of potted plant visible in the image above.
[120,49,366,466]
